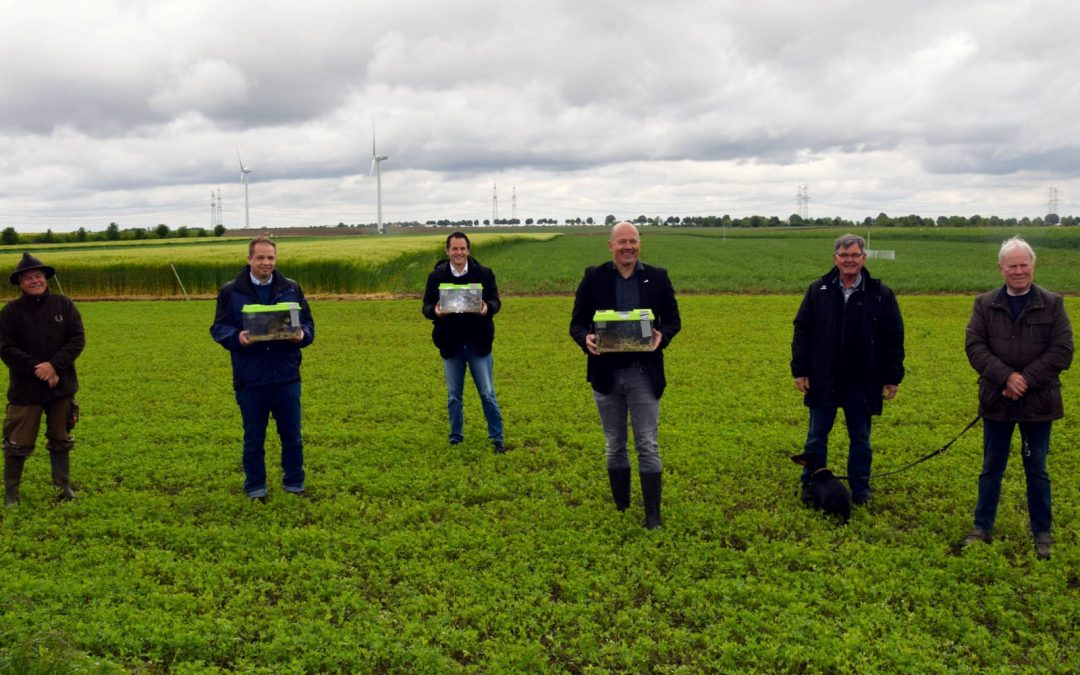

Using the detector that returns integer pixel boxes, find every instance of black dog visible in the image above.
[791,453,851,524]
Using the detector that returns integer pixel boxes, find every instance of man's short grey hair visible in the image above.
[998,236,1036,264]
[833,234,866,254]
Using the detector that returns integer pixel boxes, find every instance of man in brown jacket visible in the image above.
[963,237,1073,560]
[1,253,85,506]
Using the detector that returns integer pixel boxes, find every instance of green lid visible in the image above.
[241,302,300,314]
[593,309,654,322]
[438,283,483,290]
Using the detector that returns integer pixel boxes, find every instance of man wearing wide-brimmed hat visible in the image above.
[0,252,85,506]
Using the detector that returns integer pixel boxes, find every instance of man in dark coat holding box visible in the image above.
[570,222,681,529]
[1,253,85,506]
[211,237,314,502]
[422,231,505,452]
[791,233,905,507]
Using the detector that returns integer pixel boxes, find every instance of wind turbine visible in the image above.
[237,150,252,229]
[370,118,389,234]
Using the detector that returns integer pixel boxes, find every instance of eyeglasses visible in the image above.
[835,253,865,260]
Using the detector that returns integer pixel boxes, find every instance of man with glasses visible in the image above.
[791,234,905,507]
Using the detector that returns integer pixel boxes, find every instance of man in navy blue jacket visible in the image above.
[570,222,681,529]
[212,237,315,501]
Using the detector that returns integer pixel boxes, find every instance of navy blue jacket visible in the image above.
[569,261,681,398]
[211,266,315,389]
[791,266,904,415]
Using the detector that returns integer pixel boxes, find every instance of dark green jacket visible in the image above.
[966,284,1073,422]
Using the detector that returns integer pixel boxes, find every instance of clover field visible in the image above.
[1,294,1078,673]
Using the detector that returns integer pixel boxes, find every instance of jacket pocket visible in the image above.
[977,377,1006,414]
[1025,315,1053,344]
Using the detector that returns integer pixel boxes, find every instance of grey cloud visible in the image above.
[2,0,1080,229]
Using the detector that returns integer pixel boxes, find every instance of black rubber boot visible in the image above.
[50,451,76,501]
[640,472,662,529]
[607,467,632,512]
[4,454,26,507]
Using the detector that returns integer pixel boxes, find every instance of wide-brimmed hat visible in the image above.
[9,252,55,285]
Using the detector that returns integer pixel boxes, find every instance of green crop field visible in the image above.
[0,233,560,298]
[1,293,1078,672]
[4,226,1080,299]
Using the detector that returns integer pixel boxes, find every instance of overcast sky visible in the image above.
[1,0,1077,232]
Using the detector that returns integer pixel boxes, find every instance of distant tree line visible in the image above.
[0,223,228,246]
[634,213,1076,228]
[425,212,1077,229]
[4,211,1073,246]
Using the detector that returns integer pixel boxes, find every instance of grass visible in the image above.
[0,296,1077,671]
[479,226,1080,294]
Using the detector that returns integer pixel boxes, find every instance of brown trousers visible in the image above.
[3,398,76,457]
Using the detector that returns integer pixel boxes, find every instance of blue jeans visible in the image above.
[235,382,305,498]
[802,389,872,498]
[593,364,662,474]
[974,419,1052,535]
[443,344,503,443]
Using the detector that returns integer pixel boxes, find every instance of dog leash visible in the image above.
[838,414,982,481]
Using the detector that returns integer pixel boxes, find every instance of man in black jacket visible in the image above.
[422,232,505,452]
[791,234,905,506]
[1,253,85,506]
[570,222,681,529]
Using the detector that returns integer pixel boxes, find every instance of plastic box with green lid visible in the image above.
[439,283,484,314]
[593,309,655,353]
[242,302,301,342]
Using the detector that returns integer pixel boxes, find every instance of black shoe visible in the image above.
[250,495,267,504]
[449,438,462,446]
[852,491,871,506]
[289,490,308,499]
[492,440,506,454]
[56,486,76,502]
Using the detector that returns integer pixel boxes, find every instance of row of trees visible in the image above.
[3,212,1075,244]
[423,218,594,227]
[424,213,1078,229]
[0,223,227,245]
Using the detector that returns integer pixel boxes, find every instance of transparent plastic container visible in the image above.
[439,283,484,314]
[593,309,655,353]
[242,302,301,342]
